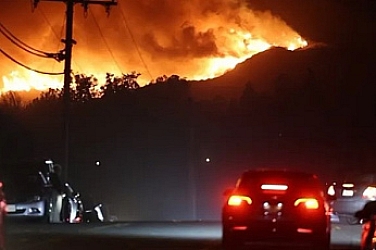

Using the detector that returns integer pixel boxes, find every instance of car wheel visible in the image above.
[42,199,54,223]
[61,198,73,223]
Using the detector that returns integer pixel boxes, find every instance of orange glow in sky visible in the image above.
[0,0,308,96]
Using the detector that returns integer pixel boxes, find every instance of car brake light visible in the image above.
[294,198,319,209]
[327,185,335,196]
[227,195,252,206]
[261,184,288,190]
[362,187,376,200]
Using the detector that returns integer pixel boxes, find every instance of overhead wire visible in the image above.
[37,6,73,80]
[0,20,64,75]
[117,2,153,80]
[0,48,63,75]
[37,6,83,73]
[0,22,62,60]
[38,7,64,51]
[89,8,122,74]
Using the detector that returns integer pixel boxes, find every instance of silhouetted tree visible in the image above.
[73,74,98,102]
[122,72,141,90]
[101,72,140,98]
[0,91,23,112]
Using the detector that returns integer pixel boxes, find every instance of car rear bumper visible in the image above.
[223,218,329,241]
[223,225,330,249]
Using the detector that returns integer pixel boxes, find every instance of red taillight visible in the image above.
[363,187,376,200]
[261,184,288,191]
[227,195,252,206]
[294,198,319,209]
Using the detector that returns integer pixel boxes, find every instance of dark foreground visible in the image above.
[4,220,361,250]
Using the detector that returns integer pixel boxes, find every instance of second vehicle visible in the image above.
[222,168,333,250]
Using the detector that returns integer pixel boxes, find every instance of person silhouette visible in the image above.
[48,164,64,223]
[356,201,376,250]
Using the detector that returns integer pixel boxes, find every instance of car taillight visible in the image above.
[294,198,319,209]
[362,187,376,200]
[227,195,252,206]
[261,184,288,191]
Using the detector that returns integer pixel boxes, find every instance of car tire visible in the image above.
[61,198,73,223]
[42,199,53,223]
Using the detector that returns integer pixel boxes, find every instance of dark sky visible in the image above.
[2,0,369,90]
[248,0,376,48]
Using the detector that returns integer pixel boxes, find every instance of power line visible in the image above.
[0,48,64,75]
[38,6,84,73]
[38,6,65,49]
[0,22,63,61]
[118,2,153,80]
[89,8,122,74]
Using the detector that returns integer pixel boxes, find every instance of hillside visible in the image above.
[189,45,376,103]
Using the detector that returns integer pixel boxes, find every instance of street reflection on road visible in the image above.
[5,221,361,250]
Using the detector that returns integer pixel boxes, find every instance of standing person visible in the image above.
[49,165,64,223]
[0,181,6,250]
[355,201,376,250]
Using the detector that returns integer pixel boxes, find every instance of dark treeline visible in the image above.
[1,67,376,220]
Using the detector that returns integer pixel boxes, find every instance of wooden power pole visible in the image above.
[33,0,117,181]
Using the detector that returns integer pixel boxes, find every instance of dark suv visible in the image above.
[222,169,332,250]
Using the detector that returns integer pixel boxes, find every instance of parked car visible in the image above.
[222,168,333,250]
[327,173,376,224]
[0,159,83,223]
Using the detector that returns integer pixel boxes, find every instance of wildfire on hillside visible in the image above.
[0,0,308,97]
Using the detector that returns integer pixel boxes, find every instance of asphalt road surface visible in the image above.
[4,220,362,250]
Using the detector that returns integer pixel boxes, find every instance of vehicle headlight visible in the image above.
[327,185,335,196]
[363,187,376,200]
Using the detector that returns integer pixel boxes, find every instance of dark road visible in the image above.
[4,221,361,250]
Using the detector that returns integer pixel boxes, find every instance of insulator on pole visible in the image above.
[31,0,39,11]
[105,4,111,16]
[82,1,89,17]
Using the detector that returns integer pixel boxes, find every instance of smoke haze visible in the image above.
[0,0,306,90]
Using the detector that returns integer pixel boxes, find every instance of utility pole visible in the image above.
[33,0,117,182]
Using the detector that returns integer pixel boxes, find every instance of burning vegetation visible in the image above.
[0,0,308,97]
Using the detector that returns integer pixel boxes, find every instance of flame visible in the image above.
[1,70,63,95]
[0,0,308,97]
